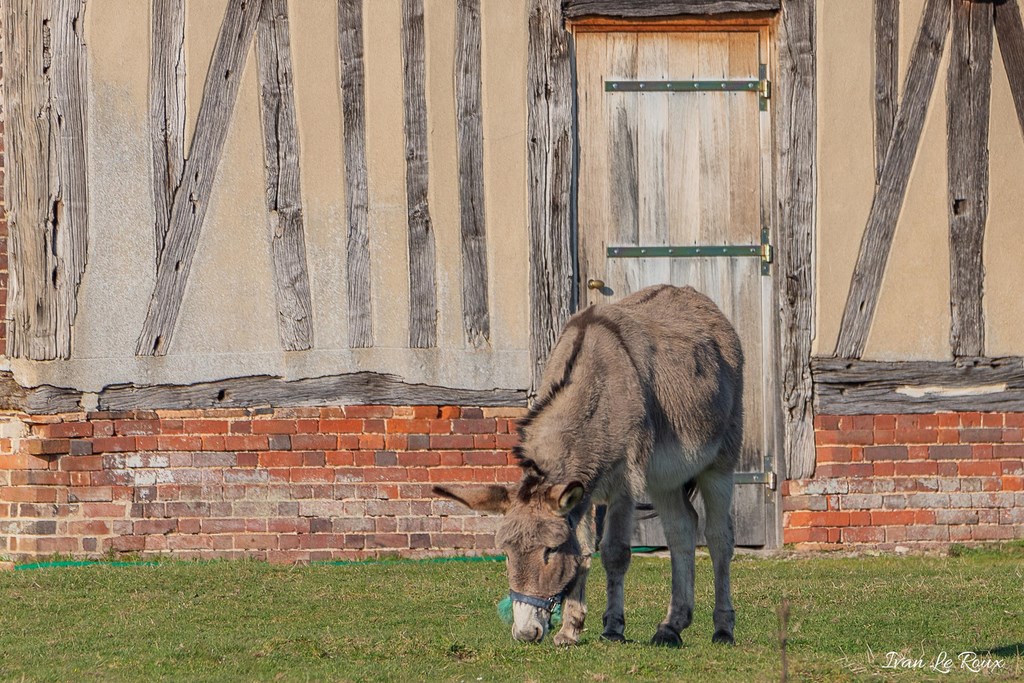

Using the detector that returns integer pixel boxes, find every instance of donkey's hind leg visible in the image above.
[648,481,698,647]
[697,466,736,645]
[599,494,634,642]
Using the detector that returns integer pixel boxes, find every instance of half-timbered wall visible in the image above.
[3,0,532,400]
[816,0,1024,361]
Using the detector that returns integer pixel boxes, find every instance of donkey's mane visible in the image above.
[511,304,648,497]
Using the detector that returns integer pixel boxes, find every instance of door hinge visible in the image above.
[758,63,771,111]
[734,471,777,490]
[760,227,773,276]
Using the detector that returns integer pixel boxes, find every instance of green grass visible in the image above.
[1,549,1022,682]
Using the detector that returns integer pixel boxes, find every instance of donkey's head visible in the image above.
[433,472,586,643]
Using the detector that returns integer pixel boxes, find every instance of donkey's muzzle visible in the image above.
[512,622,546,643]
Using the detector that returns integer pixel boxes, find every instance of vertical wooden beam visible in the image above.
[776,0,816,478]
[338,0,372,348]
[256,0,315,351]
[527,0,574,389]
[136,0,261,356]
[834,0,950,360]
[402,0,437,349]
[4,0,89,360]
[948,0,992,359]
[455,0,491,348]
[994,0,1024,139]
[874,0,899,181]
[150,0,186,260]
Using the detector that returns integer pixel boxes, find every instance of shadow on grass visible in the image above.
[976,643,1024,658]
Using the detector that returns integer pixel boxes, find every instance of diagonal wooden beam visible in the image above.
[834,0,951,359]
[994,0,1024,138]
[256,0,315,351]
[338,0,373,348]
[948,0,993,359]
[136,0,262,356]
[874,0,899,182]
[402,0,437,349]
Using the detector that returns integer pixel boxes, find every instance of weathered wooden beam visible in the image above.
[948,0,992,359]
[813,356,1024,415]
[150,0,186,260]
[776,0,816,479]
[256,0,315,352]
[994,0,1024,139]
[0,373,82,414]
[98,373,526,412]
[0,370,526,414]
[562,0,780,19]
[456,0,491,348]
[136,0,261,356]
[527,0,575,390]
[402,0,437,349]
[834,0,950,359]
[338,0,373,348]
[4,0,90,361]
[874,0,899,181]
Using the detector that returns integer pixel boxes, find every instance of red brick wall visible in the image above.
[0,406,523,562]
[784,413,1024,549]
[4,407,1024,560]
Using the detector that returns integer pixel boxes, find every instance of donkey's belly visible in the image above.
[645,438,720,493]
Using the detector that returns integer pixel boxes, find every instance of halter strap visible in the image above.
[508,589,563,613]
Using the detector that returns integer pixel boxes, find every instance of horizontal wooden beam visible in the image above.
[812,356,1024,415]
[0,372,526,415]
[563,0,780,19]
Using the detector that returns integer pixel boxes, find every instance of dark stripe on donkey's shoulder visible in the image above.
[517,307,596,435]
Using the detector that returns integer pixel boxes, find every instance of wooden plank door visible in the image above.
[575,28,776,547]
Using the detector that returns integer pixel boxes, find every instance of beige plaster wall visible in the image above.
[814,0,1024,360]
[11,0,532,392]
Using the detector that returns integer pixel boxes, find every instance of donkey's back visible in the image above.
[596,284,744,481]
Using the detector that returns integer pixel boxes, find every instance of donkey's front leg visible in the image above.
[554,505,595,646]
[649,484,698,647]
[599,495,634,642]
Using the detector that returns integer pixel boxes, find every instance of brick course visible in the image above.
[785,413,1024,550]
[0,406,525,562]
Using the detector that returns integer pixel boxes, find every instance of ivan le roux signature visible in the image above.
[882,651,1005,674]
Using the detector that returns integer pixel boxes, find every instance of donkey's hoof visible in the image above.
[712,630,735,646]
[600,632,626,643]
[553,632,580,647]
[650,627,682,648]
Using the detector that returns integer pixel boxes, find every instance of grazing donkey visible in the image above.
[434,284,743,646]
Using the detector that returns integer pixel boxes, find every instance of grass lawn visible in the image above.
[1,546,1022,682]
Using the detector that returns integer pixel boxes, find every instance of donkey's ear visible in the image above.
[432,484,511,514]
[548,481,585,516]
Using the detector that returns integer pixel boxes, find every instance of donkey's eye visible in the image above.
[542,548,554,564]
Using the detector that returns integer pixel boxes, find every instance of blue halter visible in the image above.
[508,589,563,613]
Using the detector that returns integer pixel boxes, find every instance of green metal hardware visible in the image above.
[760,226,773,276]
[605,80,760,93]
[758,63,770,111]
[607,245,759,258]
[607,227,774,276]
[605,63,771,110]
[735,471,777,489]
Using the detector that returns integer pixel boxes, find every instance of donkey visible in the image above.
[434,284,744,647]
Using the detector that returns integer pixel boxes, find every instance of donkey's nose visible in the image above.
[512,623,545,643]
